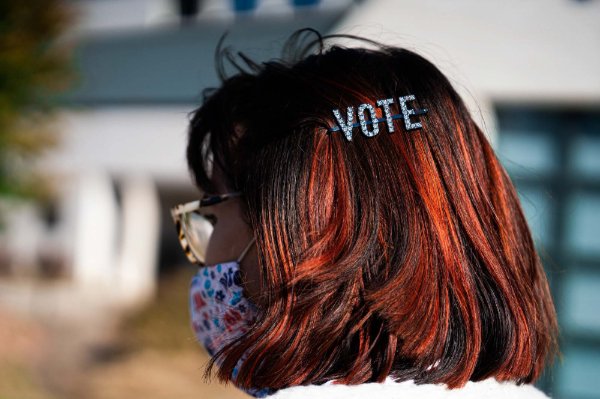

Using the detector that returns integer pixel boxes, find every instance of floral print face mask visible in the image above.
[189,260,274,398]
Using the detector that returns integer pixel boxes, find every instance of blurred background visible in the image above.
[0,0,598,398]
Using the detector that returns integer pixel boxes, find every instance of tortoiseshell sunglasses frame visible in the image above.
[170,191,243,266]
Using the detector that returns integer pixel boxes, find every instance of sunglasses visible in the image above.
[170,191,255,267]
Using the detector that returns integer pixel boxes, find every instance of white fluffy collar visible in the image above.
[266,376,551,399]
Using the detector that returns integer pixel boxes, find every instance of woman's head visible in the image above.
[185,28,559,391]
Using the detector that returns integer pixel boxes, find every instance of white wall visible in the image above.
[332,0,600,144]
[41,106,192,184]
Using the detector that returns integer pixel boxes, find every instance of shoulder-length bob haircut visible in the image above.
[186,28,559,392]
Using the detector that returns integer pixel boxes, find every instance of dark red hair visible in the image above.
[186,28,559,392]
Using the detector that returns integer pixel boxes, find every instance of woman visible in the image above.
[170,28,559,398]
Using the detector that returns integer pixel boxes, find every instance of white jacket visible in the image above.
[267,376,551,398]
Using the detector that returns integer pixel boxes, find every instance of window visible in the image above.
[496,107,600,399]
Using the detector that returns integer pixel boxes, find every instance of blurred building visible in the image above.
[0,0,598,397]
[0,0,358,308]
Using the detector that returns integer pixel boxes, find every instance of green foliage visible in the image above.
[0,0,77,201]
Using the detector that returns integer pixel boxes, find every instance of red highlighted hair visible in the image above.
[186,28,559,391]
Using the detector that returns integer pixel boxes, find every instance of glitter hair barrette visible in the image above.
[328,94,428,141]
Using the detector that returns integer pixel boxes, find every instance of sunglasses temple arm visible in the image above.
[237,236,257,263]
